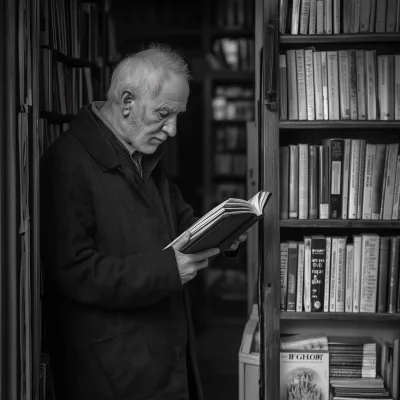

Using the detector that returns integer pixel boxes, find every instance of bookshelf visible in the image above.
[257,0,400,399]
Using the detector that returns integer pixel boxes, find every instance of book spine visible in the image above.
[338,50,350,120]
[305,48,315,120]
[365,50,377,120]
[378,55,395,120]
[371,144,388,219]
[387,0,397,33]
[311,236,326,312]
[362,143,377,219]
[360,234,380,312]
[387,236,400,312]
[319,145,330,219]
[280,146,290,219]
[279,54,288,121]
[300,0,311,34]
[359,0,372,32]
[304,236,312,312]
[309,0,317,34]
[327,51,340,120]
[353,0,361,32]
[289,145,299,218]
[330,139,344,219]
[279,0,289,34]
[395,55,400,120]
[391,155,400,219]
[324,0,333,33]
[341,139,351,219]
[343,0,352,33]
[379,145,390,220]
[324,237,332,312]
[313,51,324,120]
[296,49,307,120]
[349,50,358,120]
[299,144,309,219]
[345,243,354,312]
[287,49,299,120]
[369,0,377,32]
[382,143,400,220]
[375,0,388,32]
[356,140,367,219]
[348,139,361,219]
[377,236,390,312]
[352,235,362,312]
[335,236,347,312]
[280,242,289,311]
[333,0,341,33]
[321,51,329,120]
[286,241,298,311]
[356,50,366,120]
[309,145,319,219]
[329,237,338,312]
[316,0,324,34]
[296,242,305,312]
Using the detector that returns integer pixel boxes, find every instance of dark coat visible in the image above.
[40,106,202,400]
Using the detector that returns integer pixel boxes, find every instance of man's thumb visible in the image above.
[172,231,191,252]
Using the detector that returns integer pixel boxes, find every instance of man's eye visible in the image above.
[158,111,170,119]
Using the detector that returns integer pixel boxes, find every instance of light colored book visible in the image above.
[333,0,341,33]
[300,0,311,34]
[352,235,362,312]
[299,144,309,219]
[341,139,351,219]
[329,237,338,312]
[375,0,388,32]
[304,236,312,312]
[321,51,329,120]
[357,140,367,219]
[280,242,289,311]
[324,0,333,33]
[316,0,324,34]
[279,54,288,121]
[345,243,354,312]
[287,50,299,120]
[296,49,307,120]
[280,334,328,350]
[291,0,302,34]
[327,51,340,120]
[382,143,400,219]
[356,50,366,120]
[360,233,380,312]
[362,143,377,219]
[348,139,361,219]
[309,0,317,34]
[365,50,377,120]
[305,48,315,120]
[395,54,400,119]
[377,54,395,120]
[313,51,324,120]
[296,242,305,312]
[371,144,388,219]
[324,237,332,312]
[338,50,350,120]
[335,237,347,312]
[391,155,400,219]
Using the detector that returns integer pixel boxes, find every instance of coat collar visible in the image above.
[70,105,164,177]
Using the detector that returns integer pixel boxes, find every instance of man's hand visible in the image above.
[225,232,248,252]
[172,231,220,284]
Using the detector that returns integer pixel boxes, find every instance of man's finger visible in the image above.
[171,231,191,251]
[189,247,220,261]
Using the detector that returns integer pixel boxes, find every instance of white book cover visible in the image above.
[291,0,302,34]
[299,144,309,219]
[296,49,307,120]
[352,235,362,312]
[316,0,324,34]
[391,155,400,219]
[324,237,332,312]
[280,242,289,311]
[304,236,312,312]
[362,143,377,219]
[345,243,354,312]
[321,51,329,120]
[360,234,380,312]
[335,237,347,312]
[348,139,361,219]
[356,50,366,120]
[296,242,305,312]
[382,143,400,219]
[396,54,400,119]
[357,140,367,219]
[338,50,350,120]
[305,49,315,120]
[377,55,395,120]
[333,0,341,33]
[300,0,311,34]
[365,50,377,120]
[313,51,324,120]
[324,0,332,33]
[327,51,340,120]
[280,351,329,400]
[329,237,338,312]
[287,50,299,120]
[309,0,317,34]
[341,139,351,219]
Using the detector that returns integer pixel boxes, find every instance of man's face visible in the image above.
[125,73,189,154]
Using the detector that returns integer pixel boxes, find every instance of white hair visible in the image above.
[107,43,192,104]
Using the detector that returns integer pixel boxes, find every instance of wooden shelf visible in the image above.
[42,46,100,69]
[40,111,74,124]
[208,70,254,81]
[280,33,400,44]
[281,312,400,322]
[280,219,400,228]
[279,120,400,129]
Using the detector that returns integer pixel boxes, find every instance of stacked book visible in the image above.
[279,49,400,121]
[280,141,400,220]
[279,0,400,35]
[330,376,390,399]
[280,235,400,314]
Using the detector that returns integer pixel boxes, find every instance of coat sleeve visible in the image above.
[40,151,182,311]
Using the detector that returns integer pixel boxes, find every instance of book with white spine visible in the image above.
[349,50,358,120]
[348,139,361,219]
[362,143,377,220]
[382,143,400,220]
[323,237,332,312]
[338,50,350,120]
[324,0,332,33]
[296,242,305,312]
[321,51,329,120]
[377,55,395,120]
[316,0,324,34]
[313,51,323,120]
[365,50,377,120]
[345,243,354,312]
[300,0,311,34]
[296,49,307,120]
[352,235,362,312]
[280,242,289,311]
[305,48,315,120]
[298,144,309,219]
[327,51,340,120]
[291,0,302,34]
[356,50,366,120]
[329,237,338,312]
[333,0,341,33]
[335,236,347,312]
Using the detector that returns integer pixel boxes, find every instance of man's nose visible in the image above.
[162,116,177,137]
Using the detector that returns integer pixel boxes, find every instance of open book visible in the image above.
[164,190,272,253]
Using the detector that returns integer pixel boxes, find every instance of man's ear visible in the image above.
[121,90,134,117]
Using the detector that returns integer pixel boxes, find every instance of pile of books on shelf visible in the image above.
[280,235,400,314]
[212,86,254,121]
[279,49,400,121]
[280,140,400,220]
[212,0,254,29]
[280,334,399,400]
[279,0,400,35]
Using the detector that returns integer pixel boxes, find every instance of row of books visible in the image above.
[279,49,400,121]
[215,125,247,152]
[212,98,254,121]
[211,0,255,29]
[280,140,400,220]
[211,38,255,71]
[280,234,400,313]
[214,153,246,177]
[40,49,97,114]
[280,0,400,35]
[41,0,104,61]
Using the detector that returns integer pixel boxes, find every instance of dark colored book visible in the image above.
[319,145,330,219]
[286,241,298,311]
[280,146,290,219]
[387,236,400,313]
[165,191,272,253]
[311,235,326,311]
[309,145,319,219]
[377,236,390,313]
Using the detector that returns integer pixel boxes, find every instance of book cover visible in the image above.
[324,237,332,312]
[319,145,330,219]
[329,139,344,219]
[296,49,307,120]
[359,0,372,32]
[287,49,299,120]
[336,236,347,312]
[296,242,305,312]
[377,54,395,120]
[356,50,366,120]
[349,49,358,120]
[299,144,309,219]
[327,51,340,120]
[386,0,397,32]
[333,0,341,33]
[280,146,290,219]
[377,236,390,313]
[309,145,319,219]
[375,0,388,32]
[291,0,302,34]
[309,0,317,34]
[338,50,350,120]
[321,51,329,119]
[345,243,354,312]
[395,55,400,120]
[352,235,362,312]
[392,155,400,219]
[305,48,315,120]
[348,139,361,219]
[356,140,367,219]
[280,351,329,400]
[330,237,338,312]
[304,236,312,312]
[300,0,311,34]
[387,236,399,313]
[365,50,377,120]
[371,144,388,220]
[324,0,332,34]
[382,143,400,220]
[313,51,324,120]
[279,0,289,34]
[342,139,351,219]
[316,0,324,34]
[362,143,377,220]
[311,235,326,312]
[287,241,299,311]
[289,145,299,218]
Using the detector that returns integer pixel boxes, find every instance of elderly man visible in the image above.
[40,44,246,400]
